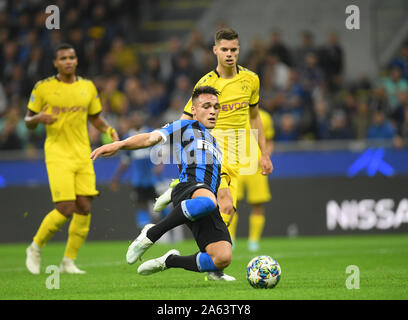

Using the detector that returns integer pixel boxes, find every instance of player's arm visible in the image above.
[88,112,119,141]
[91,131,162,160]
[24,107,57,129]
[249,105,273,175]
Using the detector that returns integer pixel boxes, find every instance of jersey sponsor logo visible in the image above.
[197,139,223,164]
[221,101,249,112]
[50,105,87,115]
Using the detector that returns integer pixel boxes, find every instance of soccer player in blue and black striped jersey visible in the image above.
[91,86,234,279]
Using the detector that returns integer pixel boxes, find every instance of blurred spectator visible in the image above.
[366,108,397,140]
[244,36,267,74]
[393,90,408,126]
[328,109,353,140]
[262,53,290,91]
[123,77,149,112]
[394,106,408,148]
[185,29,208,73]
[313,99,331,140]
[170,75,193,105]
[0,84,7,116]
[145,81,168,116]
[161,95,185,124]
[0,98,27,150]
[109,36,138,75]
[352,99,371,140]
[298,52,325,98]
[266,30,292,67]
[380,65,408,112]
[275,113,298,142]
[160,36,183,82]
[293,31,317,69]
[390,42,408,81]
[319,31,344,93]
[101,76,129,116]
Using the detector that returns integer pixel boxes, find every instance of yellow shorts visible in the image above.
[237,168,271,204]
[46,159,99,203]
[219,162,240,208]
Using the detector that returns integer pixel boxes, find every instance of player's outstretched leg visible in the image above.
[126,224,155,264]
[138,249,235,280]
[153,179,179,212]
[137,249,180,275]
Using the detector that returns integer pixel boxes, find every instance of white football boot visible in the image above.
[153,179,179,212]
[137,249,180,275]
[126,224,155,264]
[25,242,41,275]
[205,271,236,281]
[60,257,86,274]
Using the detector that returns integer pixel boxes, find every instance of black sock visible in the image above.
[165,252,200,272]
[146,203,189,242]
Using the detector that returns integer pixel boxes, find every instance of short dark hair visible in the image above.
[54,43,75,58]
[214,28,239,44]
[192,86,220,103]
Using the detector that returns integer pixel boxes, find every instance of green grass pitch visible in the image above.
[1,234,407,300]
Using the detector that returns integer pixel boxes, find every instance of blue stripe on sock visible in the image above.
[196,252,219,272]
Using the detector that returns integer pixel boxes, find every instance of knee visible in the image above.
[75,197,92,214]
[55,202,76,218]
[211,251,232,270]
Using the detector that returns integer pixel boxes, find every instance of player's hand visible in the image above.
[260,154,273,175]
[90,141,122,160]
[38,106,57,125]
[106,126,119,141]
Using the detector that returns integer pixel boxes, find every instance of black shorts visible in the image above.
[171,181,232,252]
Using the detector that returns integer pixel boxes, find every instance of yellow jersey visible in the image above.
[184,66,260,165]
[27,75,102,162]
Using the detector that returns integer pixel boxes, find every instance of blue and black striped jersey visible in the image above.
[156,120,222,194]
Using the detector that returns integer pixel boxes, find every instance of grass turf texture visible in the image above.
[1,234,407,300]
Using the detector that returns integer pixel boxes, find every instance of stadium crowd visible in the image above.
[1,0,408,152]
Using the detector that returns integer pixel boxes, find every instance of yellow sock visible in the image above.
[221,212,238,242]
[249,214,265,243]
[33,209,69,247]
[64,213,91,260]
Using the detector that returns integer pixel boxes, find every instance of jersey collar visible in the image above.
[213,65,240,78]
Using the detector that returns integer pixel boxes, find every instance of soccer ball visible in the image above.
[246,255,281,289]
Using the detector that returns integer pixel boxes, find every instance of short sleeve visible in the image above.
[155,120,191,144]
[249,75,260,107]
[27,83,44,113]
[88,82,102,115]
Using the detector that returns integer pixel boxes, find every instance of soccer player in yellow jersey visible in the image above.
[237,109,274,252]
[154,28,273,281]
[24,43,119,274]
